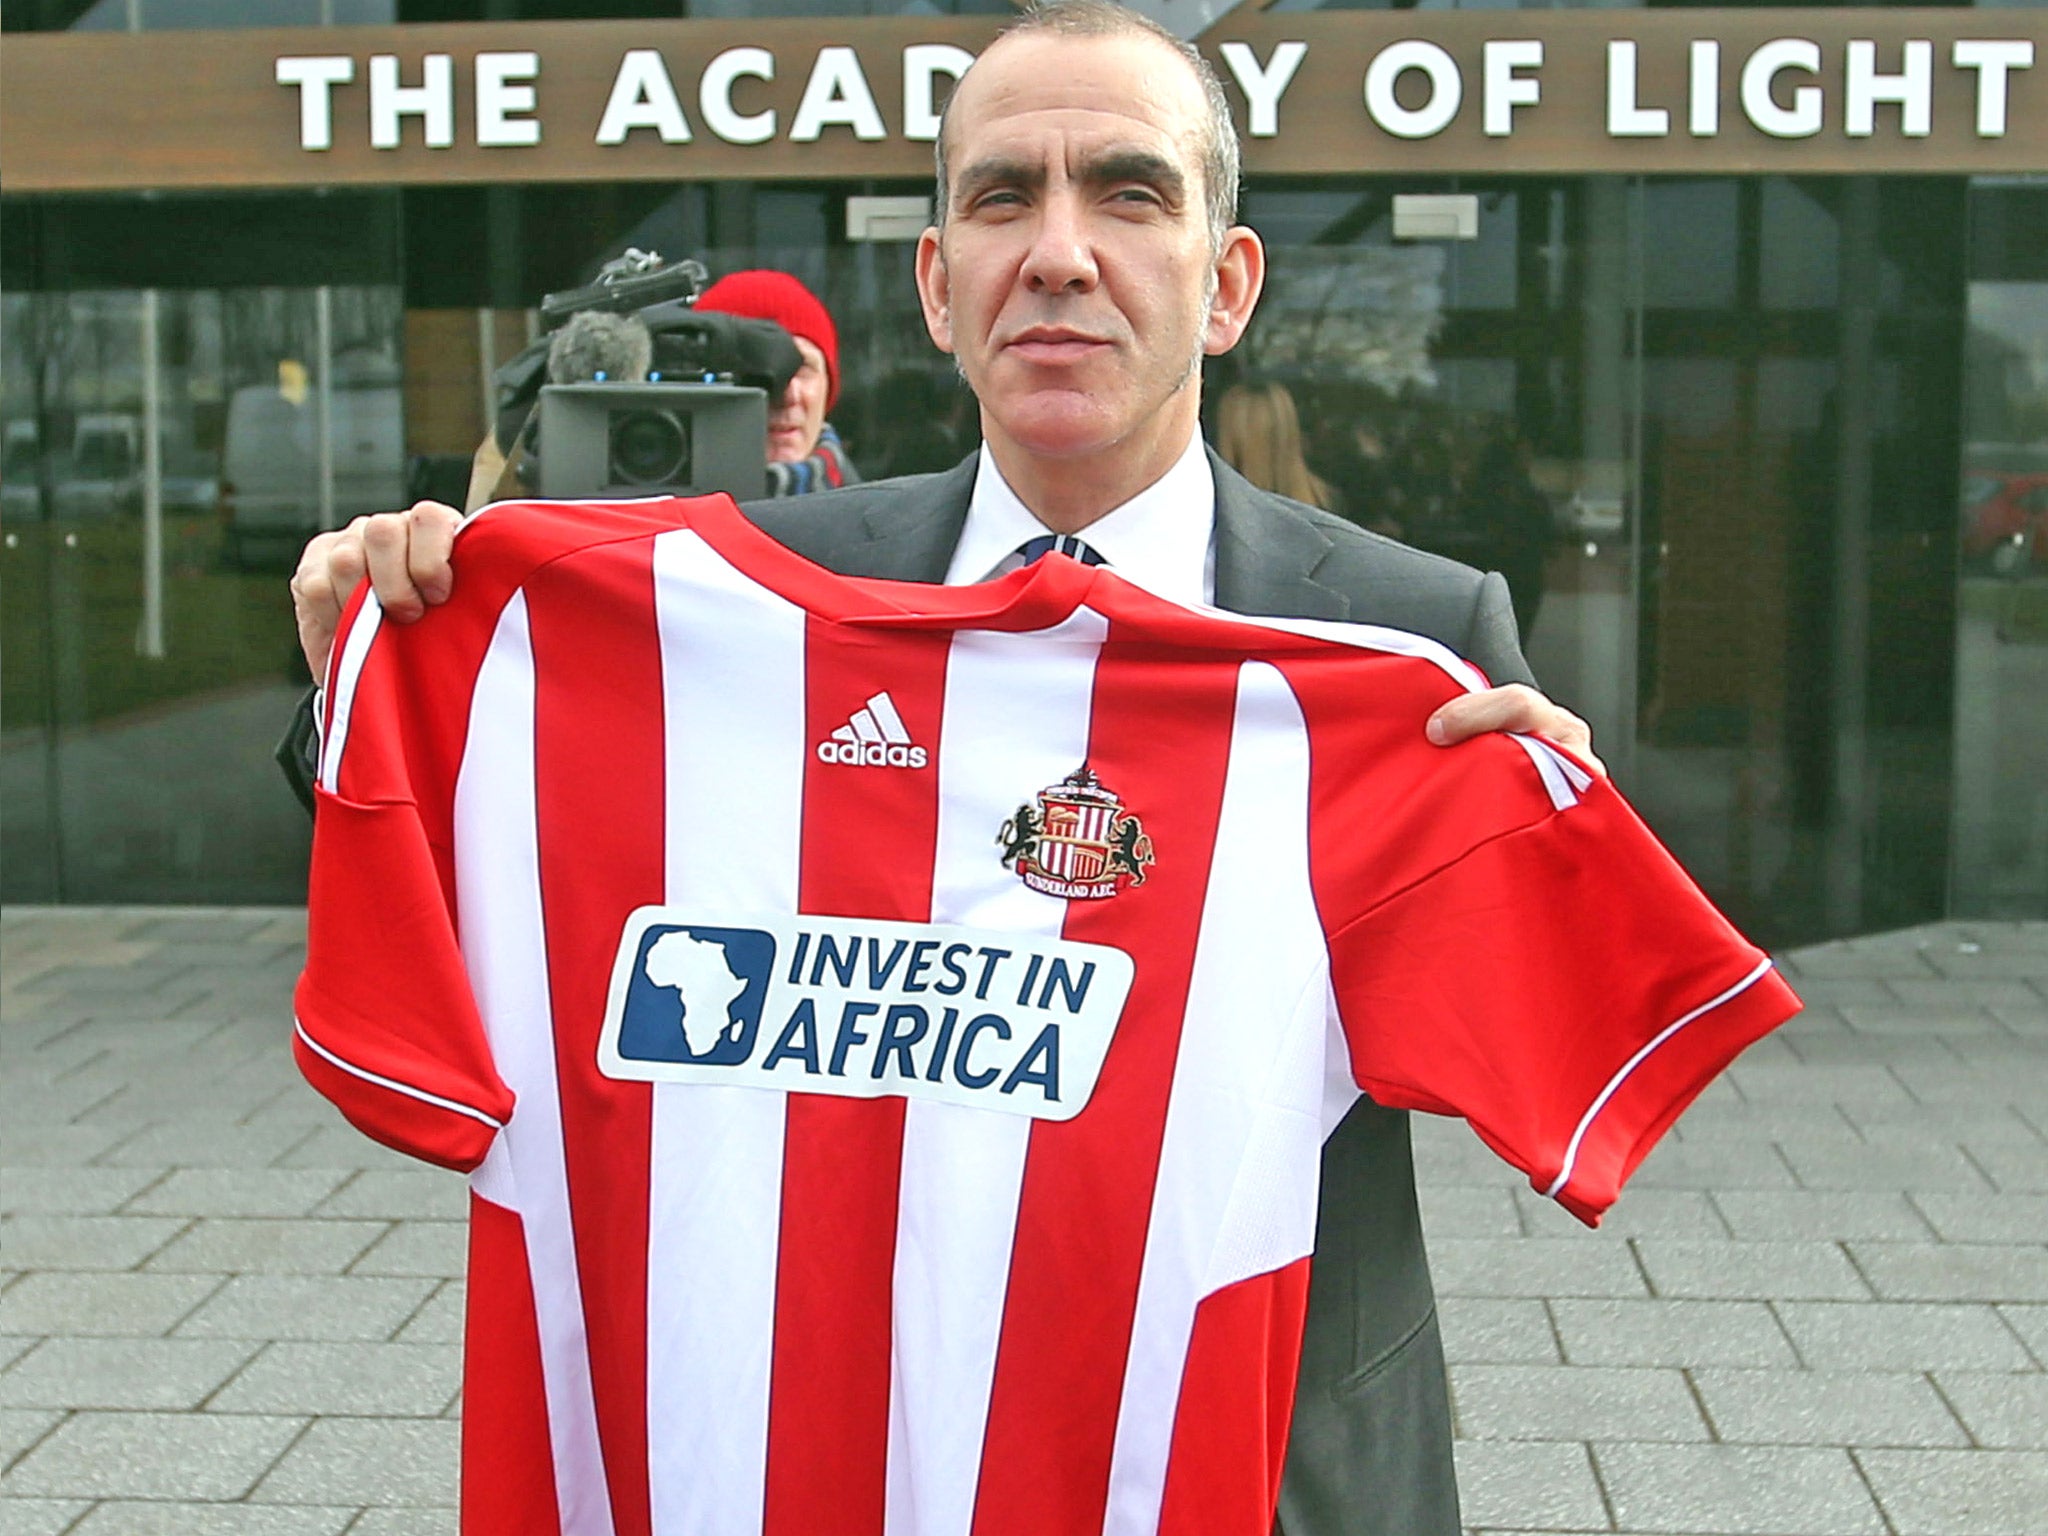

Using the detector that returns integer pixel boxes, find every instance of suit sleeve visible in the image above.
[1326,767,1800,1226]
[1460,570,1536,689]
[275,686,321,817]
[292,590,513,1173]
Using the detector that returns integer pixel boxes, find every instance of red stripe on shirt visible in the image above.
[1268,646,1562,931]
[527,538,668,1536]
[1155,1259,1312,1536]
[969,637,1239,1536]
[760,618,951,1536]
[462,1193,564,1536]
[325,497,701,853]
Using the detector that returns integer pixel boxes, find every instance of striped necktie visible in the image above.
[1016,533,1108,567]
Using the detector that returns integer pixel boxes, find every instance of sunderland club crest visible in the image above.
[999,765,1154,901]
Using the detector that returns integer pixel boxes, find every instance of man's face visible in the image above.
[916,32,1261,468]
[767,335,830,464]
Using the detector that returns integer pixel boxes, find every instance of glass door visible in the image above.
[1229,175,1644,786]
[1632,176,1965,946]
[2,194,404,903]
[1952,179,2048,918]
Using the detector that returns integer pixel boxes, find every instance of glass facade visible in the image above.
[3,5,2046,943]
[1217,173,2024,945]
[1954,181,2048,917]
[2,193,403,902]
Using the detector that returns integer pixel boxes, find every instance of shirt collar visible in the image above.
[943,433,1216,605]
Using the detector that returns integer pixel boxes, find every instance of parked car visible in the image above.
[1,419,42,521]
[1960,469,2048,576]
[52,412,142,520]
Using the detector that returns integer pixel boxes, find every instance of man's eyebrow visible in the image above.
[953,155,1044,206]
[1078,147,1187,204]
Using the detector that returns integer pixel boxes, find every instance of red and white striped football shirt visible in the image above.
[295,494,1798,1536]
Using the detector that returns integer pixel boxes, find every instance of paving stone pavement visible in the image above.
[3,907,2044,1536]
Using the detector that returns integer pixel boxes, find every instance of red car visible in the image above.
[1961,470,2048,575]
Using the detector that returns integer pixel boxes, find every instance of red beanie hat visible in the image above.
[696,270,840,411]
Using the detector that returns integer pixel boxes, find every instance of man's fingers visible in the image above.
[363,501,462,620]
[361,510,430,621]
[289,529,356,681]
[406,501,463,605]
[1426,683,1608,778]
[1423,683,1546,743]
[287,502,461,679]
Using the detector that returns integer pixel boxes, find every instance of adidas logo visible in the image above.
[816,692,929,769]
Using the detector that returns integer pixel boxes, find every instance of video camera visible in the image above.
[493,250,803,501]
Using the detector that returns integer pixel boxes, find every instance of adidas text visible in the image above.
[817,691,928,768]
[817,740,929,768]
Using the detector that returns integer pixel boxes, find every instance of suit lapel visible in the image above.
[1209,450,1351,621]
[853,455,977,582]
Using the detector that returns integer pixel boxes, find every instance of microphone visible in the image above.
[546,310,654,386]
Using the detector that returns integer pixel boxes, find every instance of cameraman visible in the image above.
[695,270,860,497]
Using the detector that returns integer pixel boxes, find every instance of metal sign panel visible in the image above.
[3,9,2044,193]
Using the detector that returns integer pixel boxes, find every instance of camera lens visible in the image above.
[609,409,690,487]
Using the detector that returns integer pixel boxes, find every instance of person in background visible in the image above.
[1213,380,1336,513]
[694,269,861,496]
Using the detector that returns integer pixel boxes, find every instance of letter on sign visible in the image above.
[791,46,888,143]
[1690,40,1720,137]
[277,55,355,152]
[1483,40,1543,138]
[1953,40,2034,137]
[1742,39,1824,139]
[369,54,455,150]
[702,46,777,145]
[476,51,541,148]
[596,49,692,144]
[1218,40,1308,139]
[1607,40,1670,137]
[1365,41,1462,140]
[903,43,974,142]
[1844,39,1932,138]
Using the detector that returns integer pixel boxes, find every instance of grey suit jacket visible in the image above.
[743,450,1534,1536]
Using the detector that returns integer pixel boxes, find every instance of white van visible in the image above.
[220,355,403,567]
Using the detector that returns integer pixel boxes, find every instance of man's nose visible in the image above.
[1020,193,1099,294]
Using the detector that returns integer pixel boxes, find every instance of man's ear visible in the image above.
[1203,225,1266,358]
[915,226,955,355]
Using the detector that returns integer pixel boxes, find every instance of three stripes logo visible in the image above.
[815,691,930,769]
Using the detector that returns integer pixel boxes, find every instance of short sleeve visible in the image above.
[293,589,513,1172]
[1327,775,1800,1225]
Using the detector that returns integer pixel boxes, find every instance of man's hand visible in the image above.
[291,501,462,680]
[1427,683,1605,778]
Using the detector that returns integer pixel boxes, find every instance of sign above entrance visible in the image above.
[1208,7,2044,175]
[4,7,2045,193]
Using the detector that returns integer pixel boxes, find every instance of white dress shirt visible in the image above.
[942,434,1217,605]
